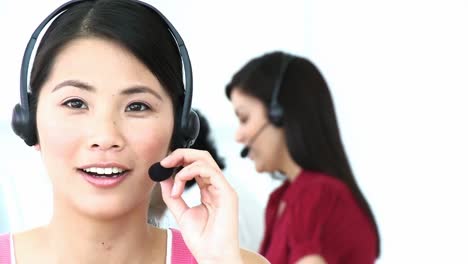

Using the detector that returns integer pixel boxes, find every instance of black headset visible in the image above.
[11,0,200,148]
[268,53,294,127]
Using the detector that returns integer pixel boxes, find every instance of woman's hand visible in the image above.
[159,148,242,263]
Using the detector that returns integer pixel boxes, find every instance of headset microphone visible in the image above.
[148,162,174,182]
[240,146,250,158]
[240,53,294,158]
[240,123,269,158]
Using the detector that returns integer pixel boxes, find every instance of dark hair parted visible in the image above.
[30,0,184,145]
[225,51,380,256]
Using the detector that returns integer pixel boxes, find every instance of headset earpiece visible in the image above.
[183,109,200,148]
[268,53,294,127]
[171,107,200,149]
[12,102,37,146]
[268,103,284,127]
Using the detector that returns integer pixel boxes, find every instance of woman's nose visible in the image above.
[87,117,125,152]
[235,127,246,144]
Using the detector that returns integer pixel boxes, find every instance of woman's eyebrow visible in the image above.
[52,80,94,93]
[51,80,163,101]
[120,86,163,101]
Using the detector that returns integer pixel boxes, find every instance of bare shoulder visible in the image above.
[11,227,47,262]
[240,248,270,264]
[13,226,44,244]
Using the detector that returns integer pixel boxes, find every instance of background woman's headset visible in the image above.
[239,52,294,158]
[268,52,294,127]
[11,0,200,149]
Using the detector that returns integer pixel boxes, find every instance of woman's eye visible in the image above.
[239,116,248,124]
[126,102,150,112]
[63,99,87,109]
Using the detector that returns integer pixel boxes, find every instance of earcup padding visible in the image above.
[11,103,37,146]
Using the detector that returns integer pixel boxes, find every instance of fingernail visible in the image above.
[177,169,186,177]
[161,156,170,166]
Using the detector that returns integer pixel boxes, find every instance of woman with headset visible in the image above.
[226,51,380,264]
[0,0,268,263]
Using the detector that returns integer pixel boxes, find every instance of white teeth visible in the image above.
[83,167,125,175]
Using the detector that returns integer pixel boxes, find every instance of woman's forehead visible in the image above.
[231,89,266,116]
[231,89,260,106]
[43,37,168,98]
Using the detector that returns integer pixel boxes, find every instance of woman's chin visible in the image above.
[254,162,267,173]
[255,162,277,174]
[71,197,138,220]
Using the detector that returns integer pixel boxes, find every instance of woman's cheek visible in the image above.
[127,122,173,164]
[37,115,85,160]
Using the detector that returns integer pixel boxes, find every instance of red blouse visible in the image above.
[259,170,377,264]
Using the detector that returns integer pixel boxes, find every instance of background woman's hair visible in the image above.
[225,51,380,256]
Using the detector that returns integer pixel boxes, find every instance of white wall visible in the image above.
[306,1,468,263]
[1,0,467,263]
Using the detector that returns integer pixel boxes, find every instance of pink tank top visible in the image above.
[170,228,198,264]
[0,232,11,264]
[0,229,196,264]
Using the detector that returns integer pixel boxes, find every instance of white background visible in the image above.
[1,1,467,263]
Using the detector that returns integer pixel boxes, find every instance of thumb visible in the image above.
[160,178,189,222]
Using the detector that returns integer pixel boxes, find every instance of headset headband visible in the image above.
[19,0,193,130]
[14,0,199,147]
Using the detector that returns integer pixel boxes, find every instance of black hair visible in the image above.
[30,0,184,146]
[225,51,380,256]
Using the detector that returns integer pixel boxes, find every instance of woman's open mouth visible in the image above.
[78,167,130,188]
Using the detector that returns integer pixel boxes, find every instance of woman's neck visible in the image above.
[43,200,164,264]
[278,149,302,182]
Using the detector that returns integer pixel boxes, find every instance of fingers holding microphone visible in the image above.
[159,148,236,206]
[154,148,241,262]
